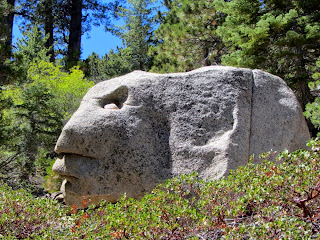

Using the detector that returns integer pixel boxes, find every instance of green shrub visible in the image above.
[1,60,94,189]
[0,182,68,239]
[304,60,320,132]
[1,140,320,239]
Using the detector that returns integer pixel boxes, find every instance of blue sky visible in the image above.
[13,23,123,60]
[79,26,123,59]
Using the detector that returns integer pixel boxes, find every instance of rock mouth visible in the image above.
[57,153,97,161]
[60,175,79,184]
[52,153,100,179]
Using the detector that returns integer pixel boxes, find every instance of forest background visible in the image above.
[0,0,320,194]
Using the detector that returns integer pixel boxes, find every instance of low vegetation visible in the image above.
[1,139,319,239]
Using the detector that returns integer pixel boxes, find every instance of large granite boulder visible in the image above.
[53,66,310,207]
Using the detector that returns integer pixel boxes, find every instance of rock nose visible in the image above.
[54,126,79,155]
[54,105,96,157]
[54,107,117,159]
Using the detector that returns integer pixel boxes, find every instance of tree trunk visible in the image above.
[298,80,318,136]
[298,80,314,109]
[4,0,15,59]
[67,0,82,67]
[43,0,55,62]
[0,0,15,85]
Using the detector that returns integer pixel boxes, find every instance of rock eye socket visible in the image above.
[100,86,128,109]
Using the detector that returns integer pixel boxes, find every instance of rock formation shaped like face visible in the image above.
[53,66,310,207]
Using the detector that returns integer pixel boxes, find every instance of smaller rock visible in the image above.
[50,191,65,203]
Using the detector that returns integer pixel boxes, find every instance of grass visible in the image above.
[1,139,320,239]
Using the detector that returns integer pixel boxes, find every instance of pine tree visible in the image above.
[10,25,51,83]
[36,0,55,62]
[150,0,225,73]
[64,0,121,66]
[66,0,83,66]
[215,0,320,108]
[110,0,157,71]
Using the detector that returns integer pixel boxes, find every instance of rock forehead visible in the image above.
[53,66,310,207]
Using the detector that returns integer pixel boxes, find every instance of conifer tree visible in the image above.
[150,0,225,73]
[110,0,157,71]
[215,0,320,108]
[10,25,51,83]
[36,0,55,62]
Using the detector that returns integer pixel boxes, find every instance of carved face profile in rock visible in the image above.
[53,66,310,206]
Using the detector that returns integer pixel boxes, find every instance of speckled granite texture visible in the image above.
[53,66,310,207]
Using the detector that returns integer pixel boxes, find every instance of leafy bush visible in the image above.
[27,61,94,119]
[0,183,69,239]
[1,60,94,190]
[305,60,320,131]
[1,140,320,239]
